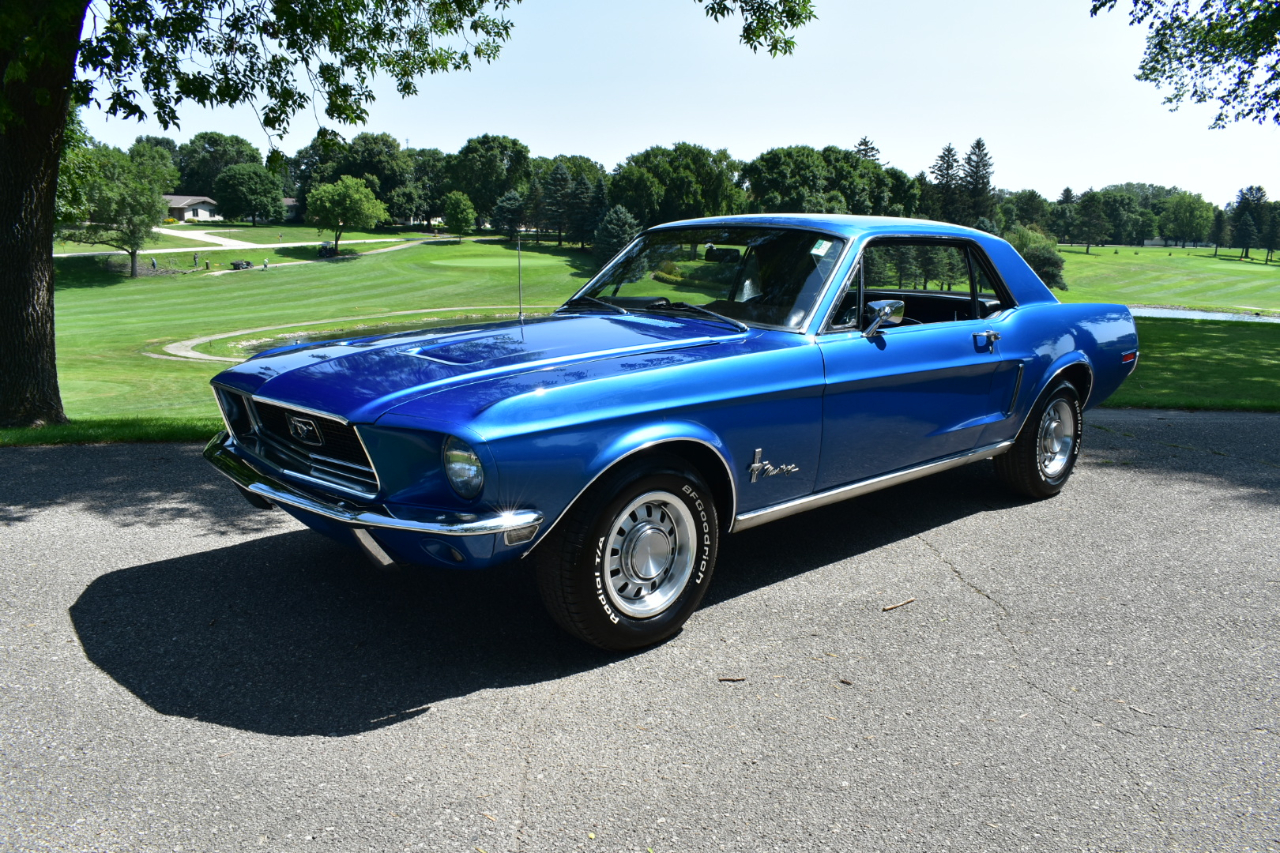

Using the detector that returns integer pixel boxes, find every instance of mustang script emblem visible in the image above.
[748,448,799,483]
[287,415,324,446]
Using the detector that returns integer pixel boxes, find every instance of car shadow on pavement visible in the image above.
[68,466,1012,739]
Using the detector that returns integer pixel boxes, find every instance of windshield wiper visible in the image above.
[556,294,629,315]
[645,301,749,332]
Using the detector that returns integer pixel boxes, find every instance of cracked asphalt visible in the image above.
[1,408,1276,852]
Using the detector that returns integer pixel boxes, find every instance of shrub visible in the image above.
[657,259,681,277]
[1021,243,1067,291]
[652,271,683,286]
[163,217,177,224]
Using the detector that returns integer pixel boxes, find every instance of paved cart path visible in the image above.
[1,409,1276,852]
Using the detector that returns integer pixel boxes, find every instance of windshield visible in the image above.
[576,226,846,330]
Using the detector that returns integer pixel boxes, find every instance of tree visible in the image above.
[1263,203,1280,263]
[1009,189,1049,229]
[1209,208,1232,256]
[56,110,97,230]
[929,144,963,224]
[544,163,576,247]
[68,145,175,277]
[1058,187,1077,206]
[741,145,833,213]
[622,143,744,224]
[1091,1,1280,127]
[213,163,285,225]
[442,191,477,243]
[593,206,641,268]
[1159,192,1214,247]
[1004,225,1068,290]
[175,132,262,198]
[1048,202,1077,244]
[134,135,177,157]
[306,176,388,252]
[1234,212,1259,259]
[1,0,814,427]
[961,138,995,226]
[449,134,530,221]
[610,164,664,227]
[490,189,525,240]
[1076,191,1111,253]
[853,137,880,162]
[333,132,415,211]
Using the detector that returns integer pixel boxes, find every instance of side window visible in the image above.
[862,241,976,325]
[966,247,1011,317]
[864,243,971,295]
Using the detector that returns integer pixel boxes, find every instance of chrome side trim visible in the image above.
[1006,363,1025,417]
[732,440,1014,532]
[520,436,738,557]
[205,432,541,537]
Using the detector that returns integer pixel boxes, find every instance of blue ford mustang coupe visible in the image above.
[205,214,1139,649]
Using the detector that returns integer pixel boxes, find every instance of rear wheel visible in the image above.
[536,456,719,650]
[995,381,1082,499]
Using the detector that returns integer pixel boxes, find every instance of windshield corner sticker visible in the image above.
[811,239,833,257]
[748,448,800,483]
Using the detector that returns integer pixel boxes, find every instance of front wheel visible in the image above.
[536,457,719,650]
[994,380,1082,499]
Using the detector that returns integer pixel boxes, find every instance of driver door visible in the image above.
[814,239,1015,491]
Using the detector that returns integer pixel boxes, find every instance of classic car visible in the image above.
[204,214,1139,650]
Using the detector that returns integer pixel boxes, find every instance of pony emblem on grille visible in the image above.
[287,415,324,446]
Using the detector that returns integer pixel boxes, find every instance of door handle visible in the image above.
[973,330,1001,346]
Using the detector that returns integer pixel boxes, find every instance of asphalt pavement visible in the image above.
[1,409,1276,852]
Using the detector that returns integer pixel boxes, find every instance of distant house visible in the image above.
[163,195,221,221]
[282,197,301,221]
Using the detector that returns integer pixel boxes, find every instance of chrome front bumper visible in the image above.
[203,432,543,538]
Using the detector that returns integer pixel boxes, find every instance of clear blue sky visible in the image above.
[83,0,1277,207]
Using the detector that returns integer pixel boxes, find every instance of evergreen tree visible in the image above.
[961,138,995,226]
[524,178,545,242]
[490,189,525,240]
[1076,191,1111,254]
[1262,203,1280,263]
[929,144,963,224]
[567,179,597,247]
[853,137,880,162]
[1048,202,1077,244]
[1058,187,1076,206]
[1209,208,1231,256]
[544,163,575,246]
[593,206,641,268]
[1235,212,1259,259]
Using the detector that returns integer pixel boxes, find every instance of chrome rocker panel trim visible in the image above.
[733,439,1014,531]
[205,432,543,537]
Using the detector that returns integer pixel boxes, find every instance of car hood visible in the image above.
[212,312,744,424]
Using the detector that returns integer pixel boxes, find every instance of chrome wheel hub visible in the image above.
[1037,399,1075,480]
[604,491,696,619]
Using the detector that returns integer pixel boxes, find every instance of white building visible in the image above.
[163,195,222,221]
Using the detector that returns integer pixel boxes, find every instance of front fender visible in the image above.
[487,419,738,557]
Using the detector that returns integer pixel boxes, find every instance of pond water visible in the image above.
[1129,307,1280,324]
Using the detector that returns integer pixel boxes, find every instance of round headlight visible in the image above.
[442,436,485,499]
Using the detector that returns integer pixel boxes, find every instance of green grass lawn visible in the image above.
[1058,244,1280,315]
[1,240,593,441]
[4,240,1277,447]
[1106,317,1280,412]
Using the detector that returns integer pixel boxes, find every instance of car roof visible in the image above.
[651,213,990,242]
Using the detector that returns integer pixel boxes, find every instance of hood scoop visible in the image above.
[402,347,484,367]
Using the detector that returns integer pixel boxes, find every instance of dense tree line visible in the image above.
[59,123,1279,292]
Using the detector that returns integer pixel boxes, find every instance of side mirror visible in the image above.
[863,299,906,338]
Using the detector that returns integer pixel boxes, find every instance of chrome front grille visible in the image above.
[214,389,379,496]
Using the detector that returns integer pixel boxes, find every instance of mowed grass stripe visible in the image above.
[50,240,592,419]
[1059,245,1280,313]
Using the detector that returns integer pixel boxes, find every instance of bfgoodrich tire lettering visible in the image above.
[535,455,719,651]
[995,380,1082,499]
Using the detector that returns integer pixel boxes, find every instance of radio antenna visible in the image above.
[517,229,524,324]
